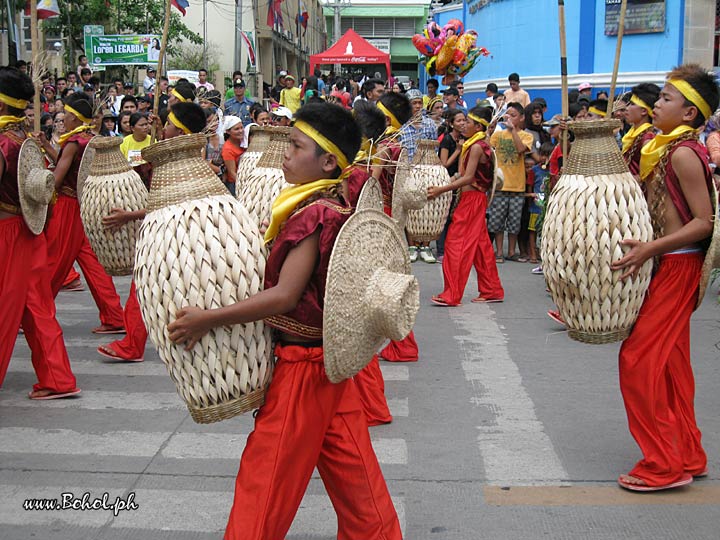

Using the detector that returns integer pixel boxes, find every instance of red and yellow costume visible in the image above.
[436,137,504,305]
[0,128,77,393]
[619,138,711,486]
[225,197,401,540]
[622,123,655,177]
[44,131,124,327]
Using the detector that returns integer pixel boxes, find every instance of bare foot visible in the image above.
[618,474,647,487]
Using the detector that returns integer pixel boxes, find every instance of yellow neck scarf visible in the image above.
[0,115,26,130]
[460,129,486,162]
[264,178,342,243]
[621,122,652,155]
[59,124,93,147]
[639,125,696,181]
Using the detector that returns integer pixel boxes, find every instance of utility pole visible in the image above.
[203,0,207,69]
[235,0,243,72]
[326,0,350,74]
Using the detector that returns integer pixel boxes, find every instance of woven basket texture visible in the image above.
[80,137,148,276]
[76,136,97,202]
[237,127,291,226]
[134,194,273,423]
[142,133,228,212]
[540,119,653,344]
[236,126,271,190]
[405,140,452,242]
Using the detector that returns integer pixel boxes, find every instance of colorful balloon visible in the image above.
[444,19,464,37]
[412,34,435,56]
[456,31,478,54]
[435,35,457,72]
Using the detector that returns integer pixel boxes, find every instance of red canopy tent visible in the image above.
[310,29,391,78]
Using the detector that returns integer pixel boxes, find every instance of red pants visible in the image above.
[63,267,81,285]
[437,190,503,305]
[619,252,706,486]
[380,332,418,362]
[0,217,77,392]
[105,281,148,359]
[46,195,124,327]
[354,354,392,425]
[225,344,401,540]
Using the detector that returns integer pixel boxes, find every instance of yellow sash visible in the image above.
[639,125,695,181]
[460,130,486,162]
[264,178,342,243]
[621,123,652,155]
[0,115,26,130]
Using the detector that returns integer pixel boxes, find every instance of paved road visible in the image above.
[2,261,720,539]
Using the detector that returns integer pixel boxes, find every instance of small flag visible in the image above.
[267,0,284,30]
[25,0,60,19]
[171,0,189,16]
[296,0,308,35]
[240,31,256,68]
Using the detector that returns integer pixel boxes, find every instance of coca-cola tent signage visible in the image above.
[310,29,392,77]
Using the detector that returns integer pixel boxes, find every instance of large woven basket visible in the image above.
[404,140,452,242]
[237,126,291,227]
[236,125,271,190]
[79,137,148,276]
[134,133,273,423]
[540,119,653,344]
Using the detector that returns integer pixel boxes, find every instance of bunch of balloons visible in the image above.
[412,19,490,85]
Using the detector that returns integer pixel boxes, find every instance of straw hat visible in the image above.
[697,181,720,309]
[323,178,420,383]
[391,149,427,229]
[76,136,97,203]
[17,139,55,235]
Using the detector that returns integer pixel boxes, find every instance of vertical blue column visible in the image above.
[578,0,596,75]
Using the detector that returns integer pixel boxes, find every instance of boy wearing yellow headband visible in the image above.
[44,93,126,335]
[428,106,504,306]
[98,101,207,363]
[622,83,660,177]
[0,66,80,399]
[167,102,401,540]
[611,64,719,492]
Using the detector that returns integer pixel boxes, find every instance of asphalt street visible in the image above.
[1,259,720,540]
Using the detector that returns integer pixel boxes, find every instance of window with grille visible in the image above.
[340,17,417,38]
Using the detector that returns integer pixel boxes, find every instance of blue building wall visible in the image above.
[429,0,685,116]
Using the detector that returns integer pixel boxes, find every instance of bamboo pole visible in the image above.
[30,1,40,133]
[607,0,628,118]
[557,0,568,160]
[151,0,172,143]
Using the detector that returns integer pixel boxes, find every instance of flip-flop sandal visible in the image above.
[617,473,693,492]
[92,325,126,335]
[472,296,504,303]
[28,388,82,400]
[431,296,459,307]
[547,310,566,326]
[692,468,708,478]
[507,253,528,263]
[97,344,144,363]
[495,255,504,264]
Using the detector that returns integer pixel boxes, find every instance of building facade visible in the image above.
[323,0,430,80]
[431,0,718,115]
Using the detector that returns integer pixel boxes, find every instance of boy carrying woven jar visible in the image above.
[611,64,719,492]
[167,102,402,539]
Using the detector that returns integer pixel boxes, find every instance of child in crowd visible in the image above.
[527,142,553,265]
[167,102,402,539]
[611,64,718,492]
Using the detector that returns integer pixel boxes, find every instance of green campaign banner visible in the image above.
[89,35,162,66]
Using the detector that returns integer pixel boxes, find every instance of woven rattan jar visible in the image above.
[540,119,653,344]
[237,126,291,227]
[79,137,147,276]
[404,140,451,242]
[134,133,273,423]
[236,125,271,189]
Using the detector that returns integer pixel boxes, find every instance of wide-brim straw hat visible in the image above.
[323,178,420,383]
[76,135,97,202]
[18,138,55,235]
[697,181,720,308]
[391,148,427,229]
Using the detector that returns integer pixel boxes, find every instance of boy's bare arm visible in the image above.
[168,230,320,349]
[52,143,77,191]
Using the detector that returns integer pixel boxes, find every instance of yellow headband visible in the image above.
[426,97,443,111]
[295,120,349,170]
[64,104,92,124]
[168,111,192,134]
[468,113,489,127]
[172,88,190,103]
[588,106,605,117]
[667,79,712,121]
[630,94,654,117]
[0,92,29,110]
[377,102,402,130]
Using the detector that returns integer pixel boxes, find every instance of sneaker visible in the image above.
[531,265,543,275]
[409,246,419,263]
[436,254,444,263]
[419,247,436,263]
